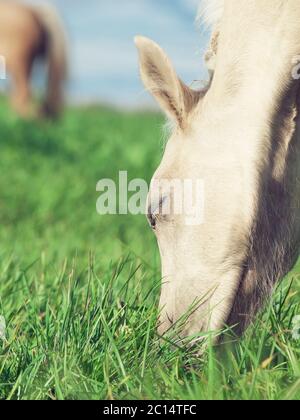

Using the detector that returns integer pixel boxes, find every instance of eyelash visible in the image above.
[147,195,173,230]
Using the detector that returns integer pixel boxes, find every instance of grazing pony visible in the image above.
[0,0,67,118]
[135,0,300,339]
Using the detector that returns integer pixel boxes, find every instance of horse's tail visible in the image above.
[32,3,68,118]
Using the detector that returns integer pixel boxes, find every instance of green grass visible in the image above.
[0,97,300,400]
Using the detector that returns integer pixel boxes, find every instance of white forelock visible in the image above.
[197,0,224,28]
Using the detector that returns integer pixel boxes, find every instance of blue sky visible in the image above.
[33,0,210,107]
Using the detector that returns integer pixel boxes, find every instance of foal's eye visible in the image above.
[147,212,157,230]
[147,196,168,230]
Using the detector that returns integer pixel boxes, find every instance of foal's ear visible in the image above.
[135,36,200,128]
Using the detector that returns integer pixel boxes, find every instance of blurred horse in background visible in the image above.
[0,0,67,118]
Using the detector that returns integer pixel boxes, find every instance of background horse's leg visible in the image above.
[10,58,35,118]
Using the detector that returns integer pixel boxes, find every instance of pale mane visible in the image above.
[197,0,225,28]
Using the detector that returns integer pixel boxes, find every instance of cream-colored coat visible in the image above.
[135,0,300,338]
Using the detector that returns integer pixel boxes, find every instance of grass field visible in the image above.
[0,98,300,400]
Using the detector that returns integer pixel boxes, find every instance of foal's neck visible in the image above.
[206,0,300,118]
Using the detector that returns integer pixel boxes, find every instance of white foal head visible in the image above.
[135,36,252,338]
[135,0,300,339]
